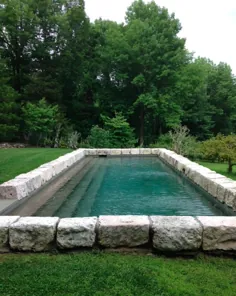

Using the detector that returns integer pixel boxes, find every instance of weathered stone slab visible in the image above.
[97,149,111,156]
[0,216,20,252]
[214,180,236,203]
[224,189,236,211]
[151,216,202,251]
[57,217,97,249]
[130,149,140,155]
[139,148,152,155]
[9,217,59,252]
[193,172,224,194]
[151,148,160,155]
[121,149,131,155]
[197,216,236,251]
[85,149,98,156]
[33,167,54,184]
[0,179,29,200]
[110,149,122,155]
[15,171,43,191]
[98,215,150,247]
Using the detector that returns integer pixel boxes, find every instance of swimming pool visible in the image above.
[23,156,228,217]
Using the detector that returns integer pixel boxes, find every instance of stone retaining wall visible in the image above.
[0,215,235,253]
[0,148,236,254]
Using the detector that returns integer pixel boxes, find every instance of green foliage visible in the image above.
[0,148,72,184]
[201,134,236,172]
[22,98,60,145]
[1,0,236,146]
[87,126,112,148]
[0,253,235,296]
[149,134,172,149]
[0,59,20,141]
[103,113,136,148]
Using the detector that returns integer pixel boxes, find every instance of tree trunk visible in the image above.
[139,106,144,147]
[228,158,233,173]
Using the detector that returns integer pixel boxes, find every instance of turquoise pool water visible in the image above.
[34,157,227,217]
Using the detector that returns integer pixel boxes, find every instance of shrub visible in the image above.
[201,134,236,172]
[103,113,137,148]
[87,126,112,148]
[67,131,80,149]
[149,134,172,149]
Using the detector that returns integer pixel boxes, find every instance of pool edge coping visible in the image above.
[0,148,236,254]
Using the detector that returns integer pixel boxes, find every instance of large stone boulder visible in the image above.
[57,217,97,249]
[197,216,236,251]
[0,178,29,200]
[0,216,20,252]
[98,215,150,247]
[9,217,59,252]
[151,216,202,252]
[110,149,122,155]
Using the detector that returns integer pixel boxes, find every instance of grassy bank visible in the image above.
[0,148,72,184]
[198,161,236,180]
[0,253,235,296]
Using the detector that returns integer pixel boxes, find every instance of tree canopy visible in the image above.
[1,0,236,146]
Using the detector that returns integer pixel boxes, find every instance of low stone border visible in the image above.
[2,147,235,213]
[0,215,236,253]
[157,149,236,212]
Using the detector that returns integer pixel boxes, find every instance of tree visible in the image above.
[87,126,111,148]
[22,98,60,145]
[125,0,187,145]
[0,57,20,141]
[103,113,136,148]
[202,134,236,173]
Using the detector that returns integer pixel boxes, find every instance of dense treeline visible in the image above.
[1,0,236,147]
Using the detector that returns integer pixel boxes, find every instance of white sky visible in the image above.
[85,0,236,74]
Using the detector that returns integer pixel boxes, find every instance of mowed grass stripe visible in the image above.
[0,148,72,184]
[0,253,235,296]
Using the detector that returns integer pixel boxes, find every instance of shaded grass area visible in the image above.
[0,253,235,296]
[198,161,236,180]
[0,148,72,184]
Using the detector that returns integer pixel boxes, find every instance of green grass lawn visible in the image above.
[0,253,235,296]
[198,161,236,180]
[0,148,72,184]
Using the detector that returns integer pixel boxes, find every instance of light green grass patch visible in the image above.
[0,148,72,184]
[0,253,235,296]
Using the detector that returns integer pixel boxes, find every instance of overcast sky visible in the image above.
[85,0,236,74]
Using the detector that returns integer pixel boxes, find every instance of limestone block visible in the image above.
[130,149,140,155]
[51,159,67,174]
[57,217,97,249]
[151,148,160,155]
[85,149,98,156]
[197,216,236,251]
[0,179,29,200]
[110,149,122,155]
[98,215,150,247]
[206,177,234,200]
[0,216,20,252]
[175,158,193,173]
[193,172,223,193]
[33,167,54,184]
[71,149,85,161]
[139,148,152,155]
[121,149,131,155]
[97,149,111,156]
[151,216,202,251]
[224,188,236,211]
[9,217,59,252]
[214,180,236,203]
[15,171,43,191]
